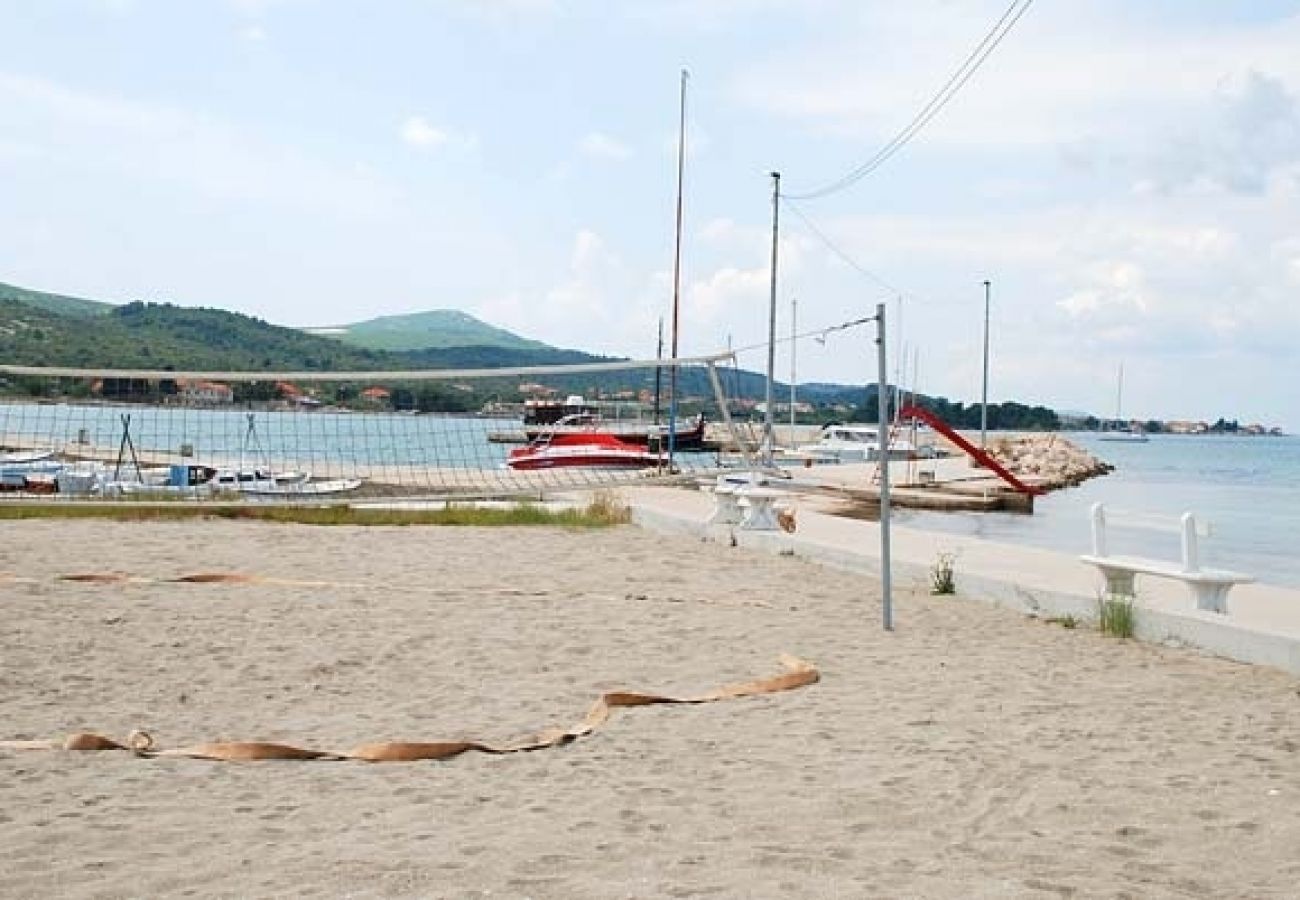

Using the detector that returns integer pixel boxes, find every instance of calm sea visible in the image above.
[897,434,1300,589]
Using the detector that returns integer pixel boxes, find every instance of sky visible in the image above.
[1,0,1298,430]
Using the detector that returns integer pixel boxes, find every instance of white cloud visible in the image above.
[400,115,448,150]
[687,265,769,327]
[1131,70,1300,196]
[732,4,1300,151]
[240,24,268,43]
[0,71,393,216]
[578,131,632,161]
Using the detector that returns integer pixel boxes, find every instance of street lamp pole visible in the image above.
[981,279,991,451]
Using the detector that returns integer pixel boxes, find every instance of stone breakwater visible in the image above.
[984,434,1113,490]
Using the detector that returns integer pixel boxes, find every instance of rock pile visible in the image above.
[984,434,1113,491]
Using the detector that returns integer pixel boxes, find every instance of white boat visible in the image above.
[1098,429,1149,443]
[236,476,363,496]
[70,463,359,497]
[796,424,919,463]
[0,450,55,465]
[1098,363,1149,443]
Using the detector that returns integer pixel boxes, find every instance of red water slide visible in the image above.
[898,404,1043,496]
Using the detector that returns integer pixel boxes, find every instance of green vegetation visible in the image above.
[896,397,1060,432]
[1097,593,1136,638]
[316,309,551,352]
[1043,614,1080,629]
[0,280,113,318]
[929,551,957,595]
[0,495,632,527]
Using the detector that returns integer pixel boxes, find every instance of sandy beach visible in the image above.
[3,518,1299,898]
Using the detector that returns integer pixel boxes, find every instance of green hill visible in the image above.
[0,279,1064,428]
[0,296,596,373]
[308,310,550,352]
[0,280,113,318]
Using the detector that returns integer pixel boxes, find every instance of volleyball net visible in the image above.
[0,354,764,502]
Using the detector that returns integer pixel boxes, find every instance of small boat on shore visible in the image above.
[0,450,56,466]
[507,430,665,471]
[57,462,360,497]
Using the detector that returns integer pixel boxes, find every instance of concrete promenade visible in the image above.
[624,481,1300,677]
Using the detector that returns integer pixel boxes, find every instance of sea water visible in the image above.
[5,403,1296,587]
[896,434,1300,589]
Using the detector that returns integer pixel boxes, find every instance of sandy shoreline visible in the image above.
[3,519,1299,898]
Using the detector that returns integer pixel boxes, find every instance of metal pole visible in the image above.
[764,171,780,467]
[667,68,689,466]
[876,302,893,631]
[789,296,797,438]
[981,279,990,451]
[652,316,663,424]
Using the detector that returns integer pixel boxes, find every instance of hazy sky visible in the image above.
[2,1,1298,429]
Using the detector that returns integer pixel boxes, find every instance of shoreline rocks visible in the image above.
[982,434,1113,491]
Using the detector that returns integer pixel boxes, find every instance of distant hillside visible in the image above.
[0,281,113,318]
[0,279,1063,426]
[308,310,550,352]
[0,295,599,373]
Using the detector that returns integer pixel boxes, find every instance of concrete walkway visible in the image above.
[625,482,1300,677]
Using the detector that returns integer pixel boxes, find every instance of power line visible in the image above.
[783,199,903,297]
[783,0,1037,201]
[785,198,949,313]
[730,313,876,358]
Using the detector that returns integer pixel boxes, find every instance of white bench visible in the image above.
[736,486,785,531]
[702,472,766,526]
[1079,502,1253,614]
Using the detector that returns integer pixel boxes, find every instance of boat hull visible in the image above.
[522,417,707,450]
[507,431,665,471]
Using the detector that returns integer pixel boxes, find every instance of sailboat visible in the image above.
[1098,363,1149,443]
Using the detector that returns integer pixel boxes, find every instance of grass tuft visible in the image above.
[580,490,633,526]
[1097,593,1136,638]
[929,551,957,595]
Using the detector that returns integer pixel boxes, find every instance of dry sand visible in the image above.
[2,519,1299,899]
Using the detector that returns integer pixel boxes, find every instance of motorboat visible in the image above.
[507,430,665,471]
[797,424,919,463]
[522,413,708,451]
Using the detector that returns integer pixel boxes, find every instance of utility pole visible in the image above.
[875,302,893,631]
[789,296,797,437]
[981,279,991,451]
[764,171,780,466]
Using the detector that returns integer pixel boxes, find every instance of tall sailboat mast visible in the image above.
[653,316,664,423]
[1115,362,1125,423]
[667,68,689,460]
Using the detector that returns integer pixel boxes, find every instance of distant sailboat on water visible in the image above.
[1099,362,1149,443]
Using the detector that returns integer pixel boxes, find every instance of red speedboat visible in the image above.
[506,430,665,471]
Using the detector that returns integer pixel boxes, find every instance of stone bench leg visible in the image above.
[738,497,780,532]
[1191,582,1231,615]
[1097,566,1136,598]
[707,490,743,525]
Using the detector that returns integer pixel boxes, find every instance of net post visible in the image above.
[705,359,754,469]
[876,303,893,631]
